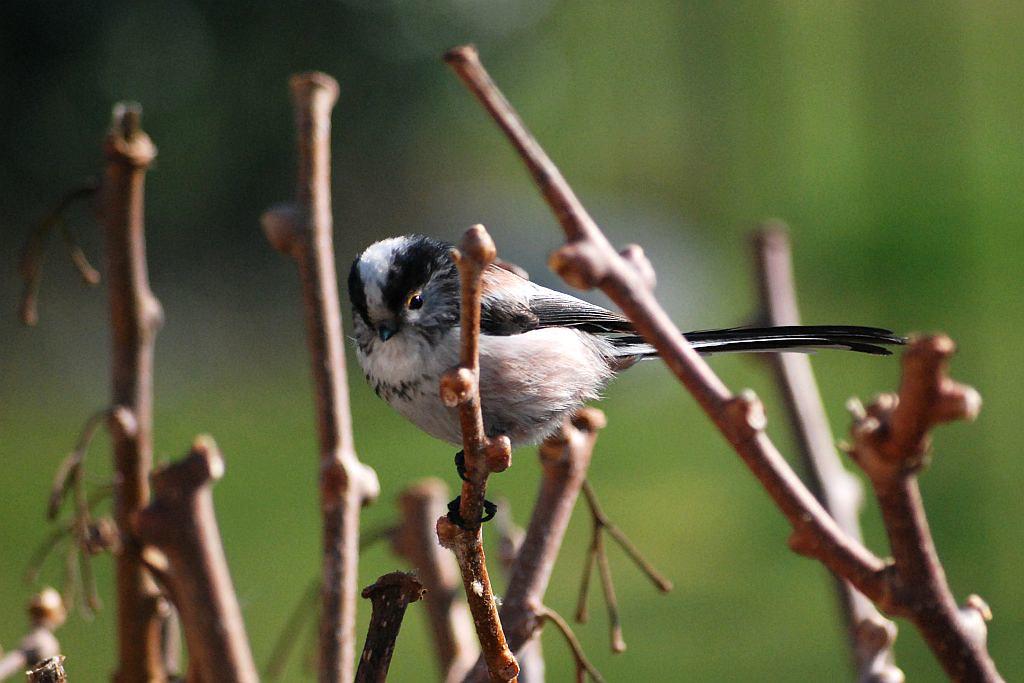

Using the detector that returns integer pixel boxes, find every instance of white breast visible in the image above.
[355,321,615,447]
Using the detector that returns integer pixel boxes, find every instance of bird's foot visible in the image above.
[454,450,469,482]
[446,496,498,530]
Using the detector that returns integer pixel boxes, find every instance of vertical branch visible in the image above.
[354,572,426,683]
[392,480,478,681]
[434,225,518,683]
[134,436,257,683]
[849,336,996,682]
[262,72,380,683]
[753,226,902,682]
[101,102,166,681]
[464,409,605,683]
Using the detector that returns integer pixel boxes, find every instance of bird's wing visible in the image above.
[478,264,635,336]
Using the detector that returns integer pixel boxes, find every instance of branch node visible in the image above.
[261,203,304,258]
[721,389,767,445]
[548,241,607,290]
[618,244,656,290]
[485,436,513,473]
[107,406,138,439]
[440,367,476,408]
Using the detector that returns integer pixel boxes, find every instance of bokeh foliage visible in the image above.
[2,1,1022,680]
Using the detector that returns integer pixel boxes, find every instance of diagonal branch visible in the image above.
[101,102,167,681]
[434,224,519,683]
[262,71,380,683]
[752,225,902,682]
[444,44,1002,682]
[536,606,605,683]
[354,572,426,683]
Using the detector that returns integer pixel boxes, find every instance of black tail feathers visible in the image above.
[611,325,906,358]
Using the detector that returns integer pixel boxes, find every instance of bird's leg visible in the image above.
[454,449,469,482]
[446,496,498,530]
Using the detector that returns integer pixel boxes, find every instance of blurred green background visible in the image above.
[2,1,1022,680]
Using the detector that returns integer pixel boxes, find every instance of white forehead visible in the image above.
[358,236,406,311]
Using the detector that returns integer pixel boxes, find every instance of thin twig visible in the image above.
[18,178,100,326]
[392,480,478,682]
[434,225,519,683]
[444,45,1002,682]
[753,225,902,682]
[354,572,426,683]
[536,606,605,683]
[100,102,168,681]
[133,436,258,682]
[574,479,672,654]
[262,71,380,683]
[0,589,66,681]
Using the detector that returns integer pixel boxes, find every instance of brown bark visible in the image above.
[752,225,903,683]
[262,72,380,683]
[133,436,257,683]
[434,225,518,683]
[354,572,426,683]
[101,103,167,682]
[444,44,1002,682]
[465,409,604,682]
[392,480,478,681]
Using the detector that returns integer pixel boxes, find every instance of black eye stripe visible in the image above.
[382,235,455,313]
[348,256,370,324]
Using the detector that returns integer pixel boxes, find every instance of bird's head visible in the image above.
[348,235,460,343]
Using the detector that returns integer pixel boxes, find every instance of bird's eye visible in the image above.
[407,293,424,310]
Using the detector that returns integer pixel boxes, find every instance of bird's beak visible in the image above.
[377,321,398,342]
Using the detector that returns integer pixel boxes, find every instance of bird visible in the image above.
[347,234,904,450]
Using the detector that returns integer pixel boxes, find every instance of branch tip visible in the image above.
[290,71,340,108]
[443,44,479,66]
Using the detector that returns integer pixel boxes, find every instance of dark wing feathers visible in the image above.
[480,264,634,336]
[478,265,904,356]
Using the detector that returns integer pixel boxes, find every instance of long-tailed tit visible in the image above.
[347,234,903,452]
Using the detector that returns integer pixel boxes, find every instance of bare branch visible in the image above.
[100,102,168,681]
[0,589,65,681]
[434,225,518,683]
[847,336,996,681]
[444,45,1002,681]
[133,436,257,683]
[498,410,602,658]
[753,225,902,682]
[262,71,380,683]
[536,606,605,683]
[392,480,478,681]
[18,179,100,326]
[354,572,426,683]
